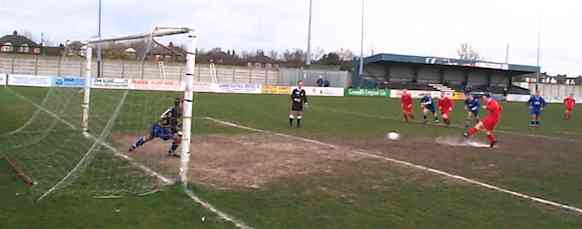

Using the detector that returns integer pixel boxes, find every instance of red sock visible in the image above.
[487,134,496,143]
[467,127,478,137]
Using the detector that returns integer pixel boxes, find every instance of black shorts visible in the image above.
[291,103,303,112]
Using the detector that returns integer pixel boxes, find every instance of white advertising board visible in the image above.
[0,74,6,86]
[92,78,130,90]
[390,90,447,99]
[192,82,216,93]
[130,79,183,91]
[215,83,262,94]
[8,74,52,87]
[506,94,530,102]
[294,87,344,97]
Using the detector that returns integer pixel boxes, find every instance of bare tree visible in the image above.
[457,43,481,61]
[336,48,355,61]
[310,47,325,62]
[268,50,279,60]
[20,30,33,40]
[282,49,305,67]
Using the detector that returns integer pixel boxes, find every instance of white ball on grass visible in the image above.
[386,132,400,140]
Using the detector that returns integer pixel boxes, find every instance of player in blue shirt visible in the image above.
[129,97,183,157]
[527,91,547,127]
[464,93,480,128]
[420,93,439,124]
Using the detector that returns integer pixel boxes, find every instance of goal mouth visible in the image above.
[84,27,194,45]
[0,27,198,201]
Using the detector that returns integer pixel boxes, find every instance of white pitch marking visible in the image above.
[8,90,77,130]
[38,91,130,201]
[13,90,174,200]
[11,90,253,228]
[2,87,53,136]
[85,134,174,185]
[205,116,582,215]
[184,188,253,229]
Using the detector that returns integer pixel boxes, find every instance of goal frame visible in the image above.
[78,27,197,187]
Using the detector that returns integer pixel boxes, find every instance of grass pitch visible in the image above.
[1,86,582,228]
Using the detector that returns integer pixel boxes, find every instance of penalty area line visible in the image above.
[204,116,582,216]
[11,89,174,195]
[11,91,252,228]
[84,134,174,185]
[184,188,253,229]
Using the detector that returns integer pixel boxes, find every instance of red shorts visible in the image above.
[441,111,450,119]
[566,107,574,112]
[482,117,499,131]
[402,106,413,113]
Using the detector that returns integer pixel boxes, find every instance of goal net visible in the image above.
[0,27,197,200]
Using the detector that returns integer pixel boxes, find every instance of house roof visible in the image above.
[0,31,39,47]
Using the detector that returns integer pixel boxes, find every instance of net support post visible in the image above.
[180,32,197,187]
[82,46,92,136]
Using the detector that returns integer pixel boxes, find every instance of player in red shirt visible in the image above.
[564,94,576,120]
[464,93,502,148]
[400,89,415,122]
[438,92,454,126]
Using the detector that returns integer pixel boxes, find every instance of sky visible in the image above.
[1,0,581,76]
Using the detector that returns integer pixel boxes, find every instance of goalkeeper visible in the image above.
[129,97,183,157]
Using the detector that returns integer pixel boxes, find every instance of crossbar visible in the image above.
[77,27,193,45]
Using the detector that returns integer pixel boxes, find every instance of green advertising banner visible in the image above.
[346,88,390,97]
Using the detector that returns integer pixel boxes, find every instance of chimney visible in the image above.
[13,30,18,36]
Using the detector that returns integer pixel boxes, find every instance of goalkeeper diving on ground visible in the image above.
[128,97,183,157]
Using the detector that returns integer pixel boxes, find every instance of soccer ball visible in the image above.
[386,132,400,140]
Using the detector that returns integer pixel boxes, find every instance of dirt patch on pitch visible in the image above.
[112,133,365,190]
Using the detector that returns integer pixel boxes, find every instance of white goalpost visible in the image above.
[80,27,197,188]
[11,27,201,201]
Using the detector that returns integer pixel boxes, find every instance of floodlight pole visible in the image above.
[96,0,102,78]
[358,0,365,78]
[306,0,313,66]
[535,16,541,92]
[82,46,93,134]
[505,44,509,64]
[181,31,197,187]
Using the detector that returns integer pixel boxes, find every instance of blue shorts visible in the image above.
[530,109,542,116]
[469,110,479,117]
[150,123,174,141]
[424,106,436,113]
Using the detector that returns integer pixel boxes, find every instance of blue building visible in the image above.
[353,53,539,95]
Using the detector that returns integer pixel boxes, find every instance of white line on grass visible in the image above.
[5,89,78,150]
[9,89,77,130]
[39,91,130,200]
[86,134,174,185]
[1,87,53,137]
[314,106,581,143]
[10,89,173,186]
[11,90,252,228]
[205,116,582,215]
[184,189,253,229]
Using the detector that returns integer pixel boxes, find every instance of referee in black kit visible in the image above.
[289,80,308,127]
